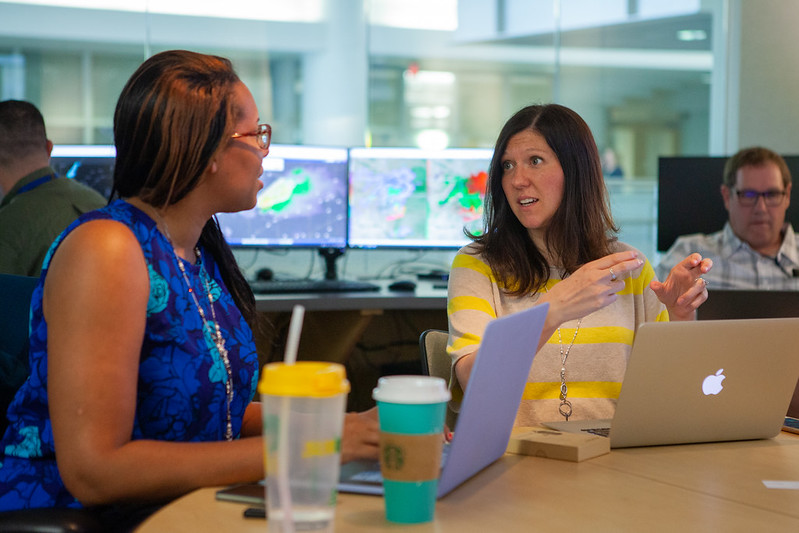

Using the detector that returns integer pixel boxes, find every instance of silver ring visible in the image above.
[697,277,708,286]
[609,268,617,282]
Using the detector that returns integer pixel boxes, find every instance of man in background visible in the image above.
[0,100,106,276]
[657,146,798,290]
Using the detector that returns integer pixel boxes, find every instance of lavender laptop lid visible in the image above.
[435,303,548,496]
[338,303,548,497]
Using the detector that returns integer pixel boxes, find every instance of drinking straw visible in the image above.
[284,305,305,365]
[277,304,305,532]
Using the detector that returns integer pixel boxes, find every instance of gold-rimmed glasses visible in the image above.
[231,123,271,150]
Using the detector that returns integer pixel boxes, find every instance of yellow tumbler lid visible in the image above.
[258,361,350,398]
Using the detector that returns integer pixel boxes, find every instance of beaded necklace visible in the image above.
[158,216,234,441]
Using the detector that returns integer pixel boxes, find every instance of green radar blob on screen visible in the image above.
[256,168,312,212]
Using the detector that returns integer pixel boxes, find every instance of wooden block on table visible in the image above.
[506,425,610,462]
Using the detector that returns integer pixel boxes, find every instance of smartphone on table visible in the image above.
[214,481,265,505]
[214,482,267,519]
[782,416,799,434]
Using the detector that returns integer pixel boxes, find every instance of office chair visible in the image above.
[0,273,107,533]
[419,329,458,429]
[0,273,38,435]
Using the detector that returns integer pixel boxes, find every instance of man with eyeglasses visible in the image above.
[657,146,798,290]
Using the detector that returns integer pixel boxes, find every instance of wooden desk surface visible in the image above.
[254,279,448,312]
[137,433,799,532]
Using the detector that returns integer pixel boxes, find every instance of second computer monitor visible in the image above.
[347,147,492,249]
[216,145,350,248]
[50,144,116,200]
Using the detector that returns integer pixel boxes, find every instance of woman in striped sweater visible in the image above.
[447,104,712,427]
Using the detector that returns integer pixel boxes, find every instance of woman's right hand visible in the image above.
[538,250,643,328]
[454,251,643,389]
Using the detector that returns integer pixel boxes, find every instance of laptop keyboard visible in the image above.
[342,441,451,485]
[580,427,611,438]
[349,468,383,484]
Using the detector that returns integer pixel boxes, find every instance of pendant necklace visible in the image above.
[157,213,234,441]
[543,284,582,421]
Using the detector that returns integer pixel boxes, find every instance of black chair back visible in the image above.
[0,273,38,434]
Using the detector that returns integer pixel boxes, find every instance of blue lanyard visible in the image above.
[16,173,56,195]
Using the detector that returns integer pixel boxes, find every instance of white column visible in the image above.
[708,0,734,155]
[301,0,368,147]
[710,0,799,155]
[0,52,26,100]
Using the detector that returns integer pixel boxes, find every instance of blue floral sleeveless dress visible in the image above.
[0,199,259,509]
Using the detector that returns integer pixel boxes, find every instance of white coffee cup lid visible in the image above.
[372,375,451,404]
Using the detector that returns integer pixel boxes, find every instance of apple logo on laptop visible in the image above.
[702,368,725,395]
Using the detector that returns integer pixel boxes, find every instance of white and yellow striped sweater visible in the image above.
[447,241,668,427]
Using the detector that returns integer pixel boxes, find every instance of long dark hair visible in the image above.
[112,50,256,326]
[471,104,617,295]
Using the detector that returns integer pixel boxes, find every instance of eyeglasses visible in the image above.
[231,123,271,150]
[732,188,787,207]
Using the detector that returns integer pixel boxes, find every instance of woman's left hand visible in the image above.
[649,253,712,321]
[340,407,380,464]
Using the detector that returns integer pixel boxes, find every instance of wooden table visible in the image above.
[137,432,799,532]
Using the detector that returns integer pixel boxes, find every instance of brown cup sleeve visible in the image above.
[379,432,444,482]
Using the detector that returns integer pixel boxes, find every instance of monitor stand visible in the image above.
[318,248,345,280]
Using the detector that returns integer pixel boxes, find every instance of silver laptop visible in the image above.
[543,318,799,448]
[338,302,550,497]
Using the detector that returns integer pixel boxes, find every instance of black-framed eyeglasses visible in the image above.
[732,188,787,207]
[231,123,271,150]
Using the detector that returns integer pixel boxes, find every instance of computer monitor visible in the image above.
[657,155,799,252]
[347,147,492,249]
[50,144,116,200]
[216,144,350,249]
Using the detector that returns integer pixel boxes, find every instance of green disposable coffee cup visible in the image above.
[372,375,450,524]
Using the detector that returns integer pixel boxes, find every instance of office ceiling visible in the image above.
[488,13,713,51]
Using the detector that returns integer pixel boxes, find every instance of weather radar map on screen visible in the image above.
[348,147,492,249]
[216,145,349,248]
[50,145,116,200]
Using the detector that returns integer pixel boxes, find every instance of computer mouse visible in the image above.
[388,280,417,292]
[256,267,274,281]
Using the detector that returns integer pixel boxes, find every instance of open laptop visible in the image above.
[697,289,799,320]
[695,291,799,418]
[543,317,799,448]
[338,303,549,497]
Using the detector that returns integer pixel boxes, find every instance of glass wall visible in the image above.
[0,0,718,263]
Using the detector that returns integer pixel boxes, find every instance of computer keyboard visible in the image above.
[249,279,381,294]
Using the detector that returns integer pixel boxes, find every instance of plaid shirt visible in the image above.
[656,223,799,290]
